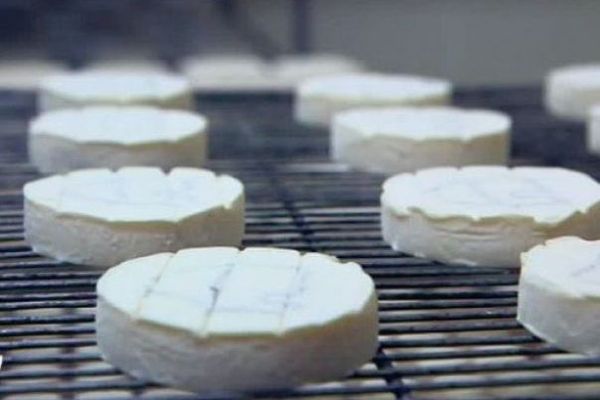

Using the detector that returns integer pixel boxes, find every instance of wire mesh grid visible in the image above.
[2,88,600,400]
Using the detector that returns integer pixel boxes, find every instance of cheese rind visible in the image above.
[0,60,66,90]
[180,55,277,92]
[518,237,600,355]
[381,166,600,267]
[29,106,208,173]
[24,168,244,267]
[545,64,600,120]
[332,107,510,174]
[96,247,378,392]
[39,72,193,111]
[295,73,452,127]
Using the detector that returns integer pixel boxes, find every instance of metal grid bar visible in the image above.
[1,87,600,400]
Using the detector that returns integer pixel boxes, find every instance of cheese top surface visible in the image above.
[274,54,362,80]
[382,166,600,224]
[24,167,243,223]
[30,106,207,145]
[41,72,190,102]
[549,64,600,88]
[97,247,375,337]
[298,73,451,101]
[335,107,510,140]
[84,59,166,73]
[522,237,600,298]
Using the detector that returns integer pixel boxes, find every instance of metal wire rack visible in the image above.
[2,87,600,400]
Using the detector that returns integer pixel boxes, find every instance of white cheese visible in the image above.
[0,60,66,90]
[39,71,193,111]
[179,55,277,92]
[332,106,510,174]
[83,59,167,73]
[518,236,600,355]
[272,54,363,88]
[545,64,600,120]
[295,73,452,127]
[96,247,378,392]
[586,105,600,155]
[381,166,600,267]
[29,106,208,173]
[23,167,244,267]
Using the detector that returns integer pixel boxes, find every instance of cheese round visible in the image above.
[272,54,363,87]
[29,106,208,173]
[39,71,193,111]
[545,64,600,120]
[518,236,600,355]
[332,107,510,174]
[587,105,600,155]
[96,247,378,392]
[84,59,167,73]
[382,166,600,267]
[295,73,452,127]
[24,168,244,267]
[0,60,66,90]
[180,55,276,92]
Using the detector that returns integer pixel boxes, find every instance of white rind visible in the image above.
[24,168,244,267]
[95,248,378,392]
[0,60,66,90]
[381,167,600,267]
[295,73,452,127]
[518,237,600,355]
[545,64,600,120]
[39,72,193,111]
[29,107,208,173]
[332,107,510,174]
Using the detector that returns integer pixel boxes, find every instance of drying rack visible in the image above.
[2,87,600,399]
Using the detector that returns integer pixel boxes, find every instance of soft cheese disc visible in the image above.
[545,64,600,120]
[518,237,600,355]
[332,106,510,174]
[24,167,244,266]
[272,54,363,87]
[96,247,378,392]
[0,60,66,90]
[381,166,600,267]
[295,73,452,127]
[39,71,193,111]
[29,106,208,173]
[180,55,276,92]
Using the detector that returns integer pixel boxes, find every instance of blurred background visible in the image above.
[1,0,599,87]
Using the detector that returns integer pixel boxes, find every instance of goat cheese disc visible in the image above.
[545,64,600,120]
[29,106,208,173]
[518,236,600,355]
[272,54,363,87]
[0,60,66,90]
[96,247,378,392]
[39,71,193,111]
[24,167,244,267]
[295,73,452,127]
[180,55,276,91]
[84,59,167,73]
[382,166,600,267]
[332,106,510,174]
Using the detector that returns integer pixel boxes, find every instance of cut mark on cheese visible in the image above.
[133,248,323,337]
[421,174,570,211]
[570,253,600,284]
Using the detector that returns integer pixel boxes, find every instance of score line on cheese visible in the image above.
[295,73,452,127]
[381,166,600,267]
[24,167,244,267]
[29,106,208,173]
[332,106,510,174]
[518,237,600,355]
[39,71,193,111]
[96,247,378,392]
